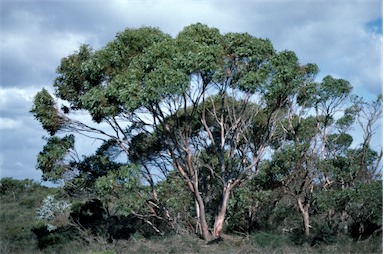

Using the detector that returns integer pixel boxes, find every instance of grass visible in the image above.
[78,232,382,254]
[0,179,54,254]
[0,178,382,254]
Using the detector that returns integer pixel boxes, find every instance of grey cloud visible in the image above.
[0,113,46,180]
[0,0,381,182]
[0,88,39,117]
[214,0,383,95]
[2,2,107,88]
[0,146,44,180]
[0,86,47,180]
[0,123,44,152]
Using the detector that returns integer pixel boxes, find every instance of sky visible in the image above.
[0,0,382,183]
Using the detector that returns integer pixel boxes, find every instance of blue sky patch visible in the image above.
[366,18,383,34]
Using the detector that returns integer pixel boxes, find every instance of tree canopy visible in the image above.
[31,23,382,242]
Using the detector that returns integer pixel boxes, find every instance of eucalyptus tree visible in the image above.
[352,94,383,180]
[327,95,382,236]
[260,74,355,237]
[32,23,319,241]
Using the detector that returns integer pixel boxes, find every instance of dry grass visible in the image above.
[85,232,382,254]
[1,178,381,254]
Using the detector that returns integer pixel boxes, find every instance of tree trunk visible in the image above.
[170,149,212,241]
[341,210,348,234]
[297,197,310,237]
[194,191,212,241]
[195,199,202,235]
[213,184,232,238]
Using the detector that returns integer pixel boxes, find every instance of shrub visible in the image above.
[32,224,79,249]
[36,195,71,231]
[251,231,291,248]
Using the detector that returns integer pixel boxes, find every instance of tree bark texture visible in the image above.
[213,184,232,238]
[297,197,310,237]
[195,192,212,241]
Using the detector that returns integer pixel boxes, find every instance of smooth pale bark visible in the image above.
[195,191,211,241]
[341,210,348,234]
[213,187,231,237]
[297,197,310,237]
[170,149,211,241]
[211,153,264,239]
[195,200,202,235]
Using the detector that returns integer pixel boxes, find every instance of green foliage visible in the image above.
[0,178,40,196]
[251,231,292,248]
[0,178,56,253]
[128,132,164,162]
[326,133,353,153]
[36,195,71,231]
[224,32,274,93]
[36,135,75,182]
[156,171,193,225]
[30,88,67,135]
[226,181,274,232]
[32,224,79,250]
[54,44,98,108]
[319,75,352,101]
[347,181,382,225]
[94,164,141,197]
[176,23,223,75]
[273,115,318,147]
[29,23,382,248]
[1,177,381,253]
[317,181,382,239]
[335,113,355,131]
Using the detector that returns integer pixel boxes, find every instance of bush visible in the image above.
[0,178,54,253]
[310,223,337,246]
[251,231,292,248]
[32,224,79,249]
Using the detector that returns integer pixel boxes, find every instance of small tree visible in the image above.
[36,195,71,231]
[261,74,355,237]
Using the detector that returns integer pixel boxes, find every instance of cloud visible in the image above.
[0,0,381,182]
[209,0,382,95]
[1,1,124,87]
[0,87,40,116]
[0,87,46,179]
[0,118,22,130]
